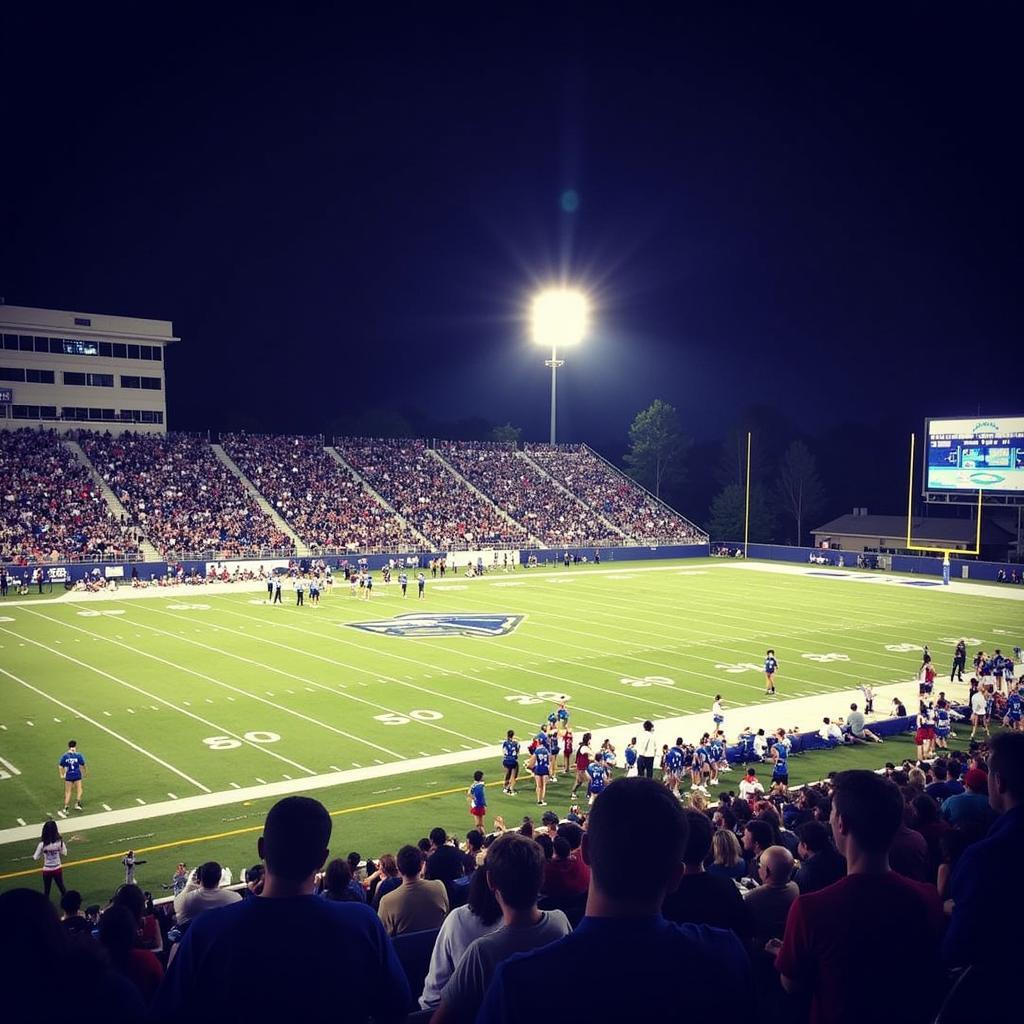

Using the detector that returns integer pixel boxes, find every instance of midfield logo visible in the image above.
[347,612,525,638]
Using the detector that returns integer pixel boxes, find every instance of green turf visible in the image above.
[0,557,1019,903]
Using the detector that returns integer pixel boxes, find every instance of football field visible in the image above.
[0,557,1020,901]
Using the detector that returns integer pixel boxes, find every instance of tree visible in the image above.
[491,422,522,444]
[624,400,690,499]
[707,483,776,543]
[776,440,826,545]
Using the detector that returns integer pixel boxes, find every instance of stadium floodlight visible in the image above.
[530,288,590,445]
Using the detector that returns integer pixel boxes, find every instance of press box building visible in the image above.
[0,304,175,434]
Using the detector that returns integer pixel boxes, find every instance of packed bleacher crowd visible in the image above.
[0,428,142,563]
[12,729,1020,1022]
[220,433,421,552]
[438,442,621,547]
[334,438,528,550]
[79,431,293,559]
[522,443,704,543]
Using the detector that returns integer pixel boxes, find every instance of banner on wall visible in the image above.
[104,565,125,578]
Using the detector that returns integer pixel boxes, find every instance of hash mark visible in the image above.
[255,777,267,784]
[167,792,178,799]
[229,782,241,789]
[135,797,146,805]
[16,817,26,826]
[102,803,112,811]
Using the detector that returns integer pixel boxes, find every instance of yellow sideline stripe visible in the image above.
[0,779,508,882]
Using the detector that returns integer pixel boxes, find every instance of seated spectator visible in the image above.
[741,819,774,875]
[0,888,146,1022]
[744,846,797,949]
[172,861,242,926]
[944,732,1024,967]
[153,795,409,1022]
[367,853,401,908]
[430,833,571,1024]
[542,835,590,899]
[378,844,449,936]
[793,821,845,894]
[661,810,750,939]
[738,767,765,800]
[706,828,748,882]
[98,904,164,1004]
[909,794,949,883]
[476,779,751,1024]
[319,858,366,903]
[940,767,997,836]
[59,889,91,936]
[845,703,882,743]
[771,770,945,1024]
[924,760,963,803]
[420,867,503,1010]
[819,717,843,746]
[426,827,467,888]
[889,792,928,883]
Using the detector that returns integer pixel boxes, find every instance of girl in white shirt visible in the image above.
[33,820,68,898]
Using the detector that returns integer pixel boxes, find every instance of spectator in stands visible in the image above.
[542,835,590,899]
[845,703,882,743]
[377,844,449,936]
[59,889,91,936]
[770,770,944,1024]
[793,821,845,894]
[661,809,749,938]
[476,779,751,1024]
[430,833,571,1024]
[924,760,962,803]
[944,732,1024,967]
[741,819,774,875]
[98,904,164,1004]
[426,827,466,887]
[888,792,929,883]
[745,846,797,949]
[420,867,503,1010]
[319,858,367,902]
[367,852,401,908]
[0,888,146,1022]
[154,795,409,1023]
[939,767,997,835]
[172,860,242,926]
[242,863,264,898]
[909,794,949,883]
[707,828,747,882]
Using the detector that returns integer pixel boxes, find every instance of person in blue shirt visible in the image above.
[527,742,551,807]
[664,739,684,796]
[556,701,569,731]
[1004,689,1023,731]
[764,649,778,695]
[770,729,790,791]
[468,770,487,833]
[546,729,561,783]
[417,572,426,598]
[501,730,521,795]
[623,739,638,778]
[934,700,952,749]
[475,778,752,1024]
[59,740,87,813]
[586,753,608,804]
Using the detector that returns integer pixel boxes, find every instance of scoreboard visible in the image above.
[925,416,1024,494]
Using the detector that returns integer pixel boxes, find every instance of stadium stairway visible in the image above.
[209,443,310,555]
[62,438,163,562]
[581,443,708,543]
[428,447,544,547]
[517,449,628,541]
[324,445,434,549]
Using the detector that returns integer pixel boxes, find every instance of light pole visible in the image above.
[531,288,589,445]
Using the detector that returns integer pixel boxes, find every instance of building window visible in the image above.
[112,343,127,358]
[26,369,55,384]
[121,375,141,388]
[99,342,112,357]
[20,336,35,351]
[12,405,40,419]
[127,344,139,359]
[87,373,114,387]
[141,376,161,390]
[63,339,99,356]
[34,337,49,352]
[50,339,64,354]
[64,371,86,386]
[0,367,25,382]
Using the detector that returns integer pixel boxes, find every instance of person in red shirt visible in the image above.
[770,770,944,1024]
[542,836,590,899]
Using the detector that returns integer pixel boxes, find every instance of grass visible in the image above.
[0,556,1018,903]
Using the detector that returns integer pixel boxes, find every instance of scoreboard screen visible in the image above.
[925,415,1024,493]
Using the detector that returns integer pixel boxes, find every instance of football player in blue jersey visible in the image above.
[59,740,88,813]
[934,699,952,749]
[586,753,609,805]
[1004,687,1023,731]
[501,729,520,795]
[527,740,551,806]
[764,650,778,695]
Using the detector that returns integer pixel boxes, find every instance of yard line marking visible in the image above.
[102,803,112,811]
[419,751,430,757]
[167,793,178,800]
[26,721,34,726]
[182,700,191,706]
[20,611,387,765]
[16,818,25,826]
[102,711,111,717]
[352,762,362,767]
[229,782,241,789]
[329,765,342,771]
[136,798,146,805]
[282,774,292,780]
[255,777,267,784]
[127,708,135,714]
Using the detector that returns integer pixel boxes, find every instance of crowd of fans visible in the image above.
[335,438,528,550]
[221,433,421,552]
[439,442,621,547]
[0,428,142,564]
[79,431,293,560]
[522,443,704,543]
[11,730,1019,1021]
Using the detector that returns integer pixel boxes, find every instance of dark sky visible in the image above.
[3,4,1021,464]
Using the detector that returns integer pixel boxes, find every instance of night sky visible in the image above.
[3,5,1020,519]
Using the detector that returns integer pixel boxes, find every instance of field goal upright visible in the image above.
[906,433,983,583]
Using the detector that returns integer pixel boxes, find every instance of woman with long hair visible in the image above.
[419,866,502,1010]
[33,820,67,898]
[570,732,592,799]
[368,853,400,908]
[706,828,746,882]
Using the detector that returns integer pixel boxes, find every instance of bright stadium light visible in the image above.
[530,288,590,445]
